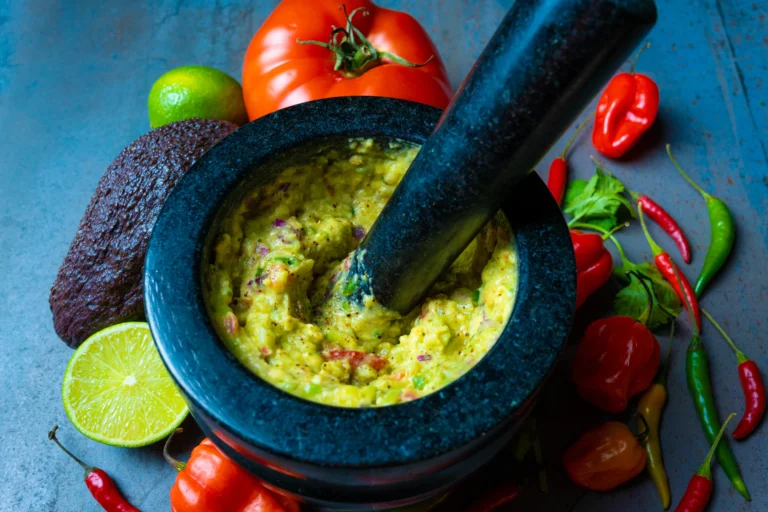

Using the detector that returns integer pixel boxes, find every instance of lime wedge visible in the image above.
[62,322,188,447]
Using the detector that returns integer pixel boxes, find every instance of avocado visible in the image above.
[50,118,238,347]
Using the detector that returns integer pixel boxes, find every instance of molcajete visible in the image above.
[144,96,575,509]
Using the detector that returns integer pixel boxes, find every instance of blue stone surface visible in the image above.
[0,0,766,511]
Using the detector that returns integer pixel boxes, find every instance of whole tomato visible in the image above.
[242,0,453,120]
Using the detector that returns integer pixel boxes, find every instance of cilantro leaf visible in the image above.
[563,179,588,207]
[613,267,682,329]
[563,168,636,229]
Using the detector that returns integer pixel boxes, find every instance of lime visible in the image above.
[62,322,188,447]
[148,65,248,128]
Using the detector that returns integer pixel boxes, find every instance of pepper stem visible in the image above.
[296,4,434,76]
[569,222,635,271]
[638,204,663,257]
[560,113,594,158]
[163,428,188,472]
[666,144,711,200]
[670,264,699,337]
[628,270,654,326]
[569,221,628,241]
[696,413,736,480]
[701,309,749,363]
[630,42,651,74]
[48,426,96,477]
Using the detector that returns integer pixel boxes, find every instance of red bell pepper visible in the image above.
[571,230,613,309]
[592,43,659,158]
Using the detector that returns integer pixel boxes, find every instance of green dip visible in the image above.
[204,138,517,407]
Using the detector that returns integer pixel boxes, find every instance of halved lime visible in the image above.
[62,322,188,447]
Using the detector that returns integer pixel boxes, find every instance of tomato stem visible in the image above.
[296,4,433,76]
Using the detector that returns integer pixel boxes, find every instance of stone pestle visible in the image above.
[346,0,657,313]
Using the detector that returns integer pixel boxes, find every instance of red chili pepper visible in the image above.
[49,426,141,512]
[638,204,701,331]
[592,43,659,158]
[466,482,522,512]
[632,193,692,263]
[571,230,613,309]
[674,413,736,512]
[547,115,592,205]
[701,309,766,440]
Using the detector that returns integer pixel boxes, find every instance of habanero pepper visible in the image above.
[563,418,648,491]
[637,323,674,510]
[49,426,141,512]
[701,309,766,440]
[673,270,751,501]
[638,203,701,331]
[667,145,735,297]
[547,115,593,206]
[164,429,300,512]
[592,43,659,158]
[571,274,660,413]
[673,413,736,512]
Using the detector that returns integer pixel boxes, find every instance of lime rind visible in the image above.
[62,322,189,447]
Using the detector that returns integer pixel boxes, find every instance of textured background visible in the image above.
[1,0,766,510]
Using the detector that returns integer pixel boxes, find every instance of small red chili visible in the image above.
[49,426,141,512]
[547,115,592,205]
[632,192,692,263]
[638,203,701,331]
[592,43,659,158]
[701,309,766,440]
[466,482,522,512]
[674,413,736,512]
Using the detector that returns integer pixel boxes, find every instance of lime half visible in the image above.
[62,322,188,447]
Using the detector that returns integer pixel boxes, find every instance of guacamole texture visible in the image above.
[204,138,517,407]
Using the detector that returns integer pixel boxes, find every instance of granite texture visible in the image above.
[357,0,655,313]
[144,97,575,508]
[1,0,766,511]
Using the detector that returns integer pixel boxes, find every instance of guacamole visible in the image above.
[204,138,518,407]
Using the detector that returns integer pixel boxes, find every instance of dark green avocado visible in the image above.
[50,118,238,348]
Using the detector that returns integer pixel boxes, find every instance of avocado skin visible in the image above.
[50,118,238,348]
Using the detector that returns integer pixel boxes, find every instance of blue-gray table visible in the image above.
[1,0,766,510]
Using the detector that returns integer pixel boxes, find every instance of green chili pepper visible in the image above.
[667,145,735,297]
[674,267,750,500]
[686,336,750,500]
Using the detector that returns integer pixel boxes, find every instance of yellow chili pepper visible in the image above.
[637,325,673,509]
